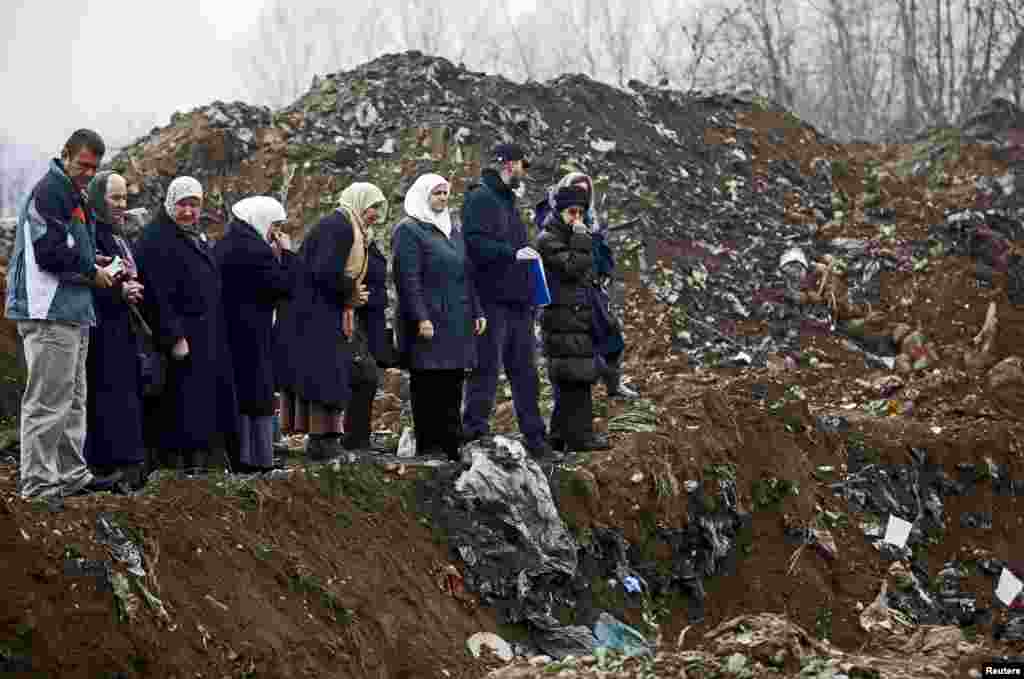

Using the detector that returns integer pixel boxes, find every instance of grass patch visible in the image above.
[288,573,355,625]
[308,462,412,514]
[751,477,799,509]
[814,605,833,641]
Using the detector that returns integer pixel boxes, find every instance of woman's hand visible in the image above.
[418,320,434,339]
[121,279,144,305]
[474,317,487,336]
[342,307,355,339]
[354,283,369,307]
[171,336,190,360]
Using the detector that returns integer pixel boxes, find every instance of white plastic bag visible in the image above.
[397,427,416,458]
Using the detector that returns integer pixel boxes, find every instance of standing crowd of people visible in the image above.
[5,130,638,501]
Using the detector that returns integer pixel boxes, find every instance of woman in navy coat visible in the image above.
[215,196,298,472]
[394,174,485,460]
[133,176,239,473]
[273,183,387,460]
[83,171,146,487]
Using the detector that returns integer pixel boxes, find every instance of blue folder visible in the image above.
[530,258,551,306]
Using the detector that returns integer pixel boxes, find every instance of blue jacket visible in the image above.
[5,160,98,325]
[394,217,482,370]
[462,169,535,305]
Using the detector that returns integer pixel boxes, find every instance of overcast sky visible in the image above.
[1,0,537,156]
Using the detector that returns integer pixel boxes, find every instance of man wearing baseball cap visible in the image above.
[460,143,557,461]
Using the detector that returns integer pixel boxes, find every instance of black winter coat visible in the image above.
[394,217,482,371]
[462,169,536,305]
[133,211,239,451]
[272,211,357,408]
[356,240,390,365]
[537,217,597,384]
[215,220,298,416]
[85,220,145,467]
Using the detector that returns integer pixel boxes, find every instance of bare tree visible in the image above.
[235,0,319,108]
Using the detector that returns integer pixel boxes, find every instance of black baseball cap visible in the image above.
[493,143,530,168]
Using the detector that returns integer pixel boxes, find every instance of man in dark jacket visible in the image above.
[462,143,555,460]
[4,129,122,499]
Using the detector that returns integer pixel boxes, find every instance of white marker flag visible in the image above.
[995,568,1023,607]
[882,515,912,549]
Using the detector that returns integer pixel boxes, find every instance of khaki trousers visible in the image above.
[18,320,93,499]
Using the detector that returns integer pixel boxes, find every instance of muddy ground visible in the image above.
[2,86,1024,677]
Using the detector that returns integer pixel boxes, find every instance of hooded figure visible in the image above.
[215,196,299,472]
[392,174,484,459]
[535,171,635,400]
[134,176,240,473]
[536,185,611,452]
[83,171,147,485]
[273,182,387,461]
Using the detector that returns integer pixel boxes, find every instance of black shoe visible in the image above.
[459,430,485,446]
[572,433,611,451]
[306,436,341,462]
[526,440,564,463]
[548,435,566,452]
[66,470,123,496]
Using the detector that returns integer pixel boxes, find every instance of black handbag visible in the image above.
[129,306,167,398]
[347,323,378,385]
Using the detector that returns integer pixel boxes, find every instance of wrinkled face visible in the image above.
[506,159,527,179]
[363,201,385,225]
[561,206,585,225]
[64,148,100,190]
[105,175,128,225]
[428,184,450,213]
[572,179,591,202]
[174,196,202,227]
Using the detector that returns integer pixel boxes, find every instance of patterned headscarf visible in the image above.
[86,171,118,225]
[164,176,204,230]
[337,182,387,241]
[231,196,287,242]
[403,173,452,238]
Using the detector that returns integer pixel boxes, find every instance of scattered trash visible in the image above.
[882,515,913,549]
[397,427,416,458]
[593,612,651,657]
[95,513,146,577]
[996,568,1023,607]
[467,632,513,662]
[622,576,642,594]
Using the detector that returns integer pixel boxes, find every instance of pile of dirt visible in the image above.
[0,463,503,678]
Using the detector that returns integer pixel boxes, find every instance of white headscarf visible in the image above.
[164,176,204,224]
[231,196,287,242]
[403,173,452,238]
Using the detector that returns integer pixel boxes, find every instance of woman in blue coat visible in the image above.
[84,171,147,487]
[133,176,239,474]
[395,174,485,460]
[215,196,299,472]
[273,183,386,460]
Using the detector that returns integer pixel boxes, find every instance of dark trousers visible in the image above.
[343,371,379,449]
[411,369,465,458]
[462,301,545,447]
[549,381,594,448]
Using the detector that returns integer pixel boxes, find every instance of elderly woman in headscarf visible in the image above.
[273,182,386,461]
[214,196,299,473]
[133,176,239,475]
[394,174,485,460]
[82,171,147,488]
